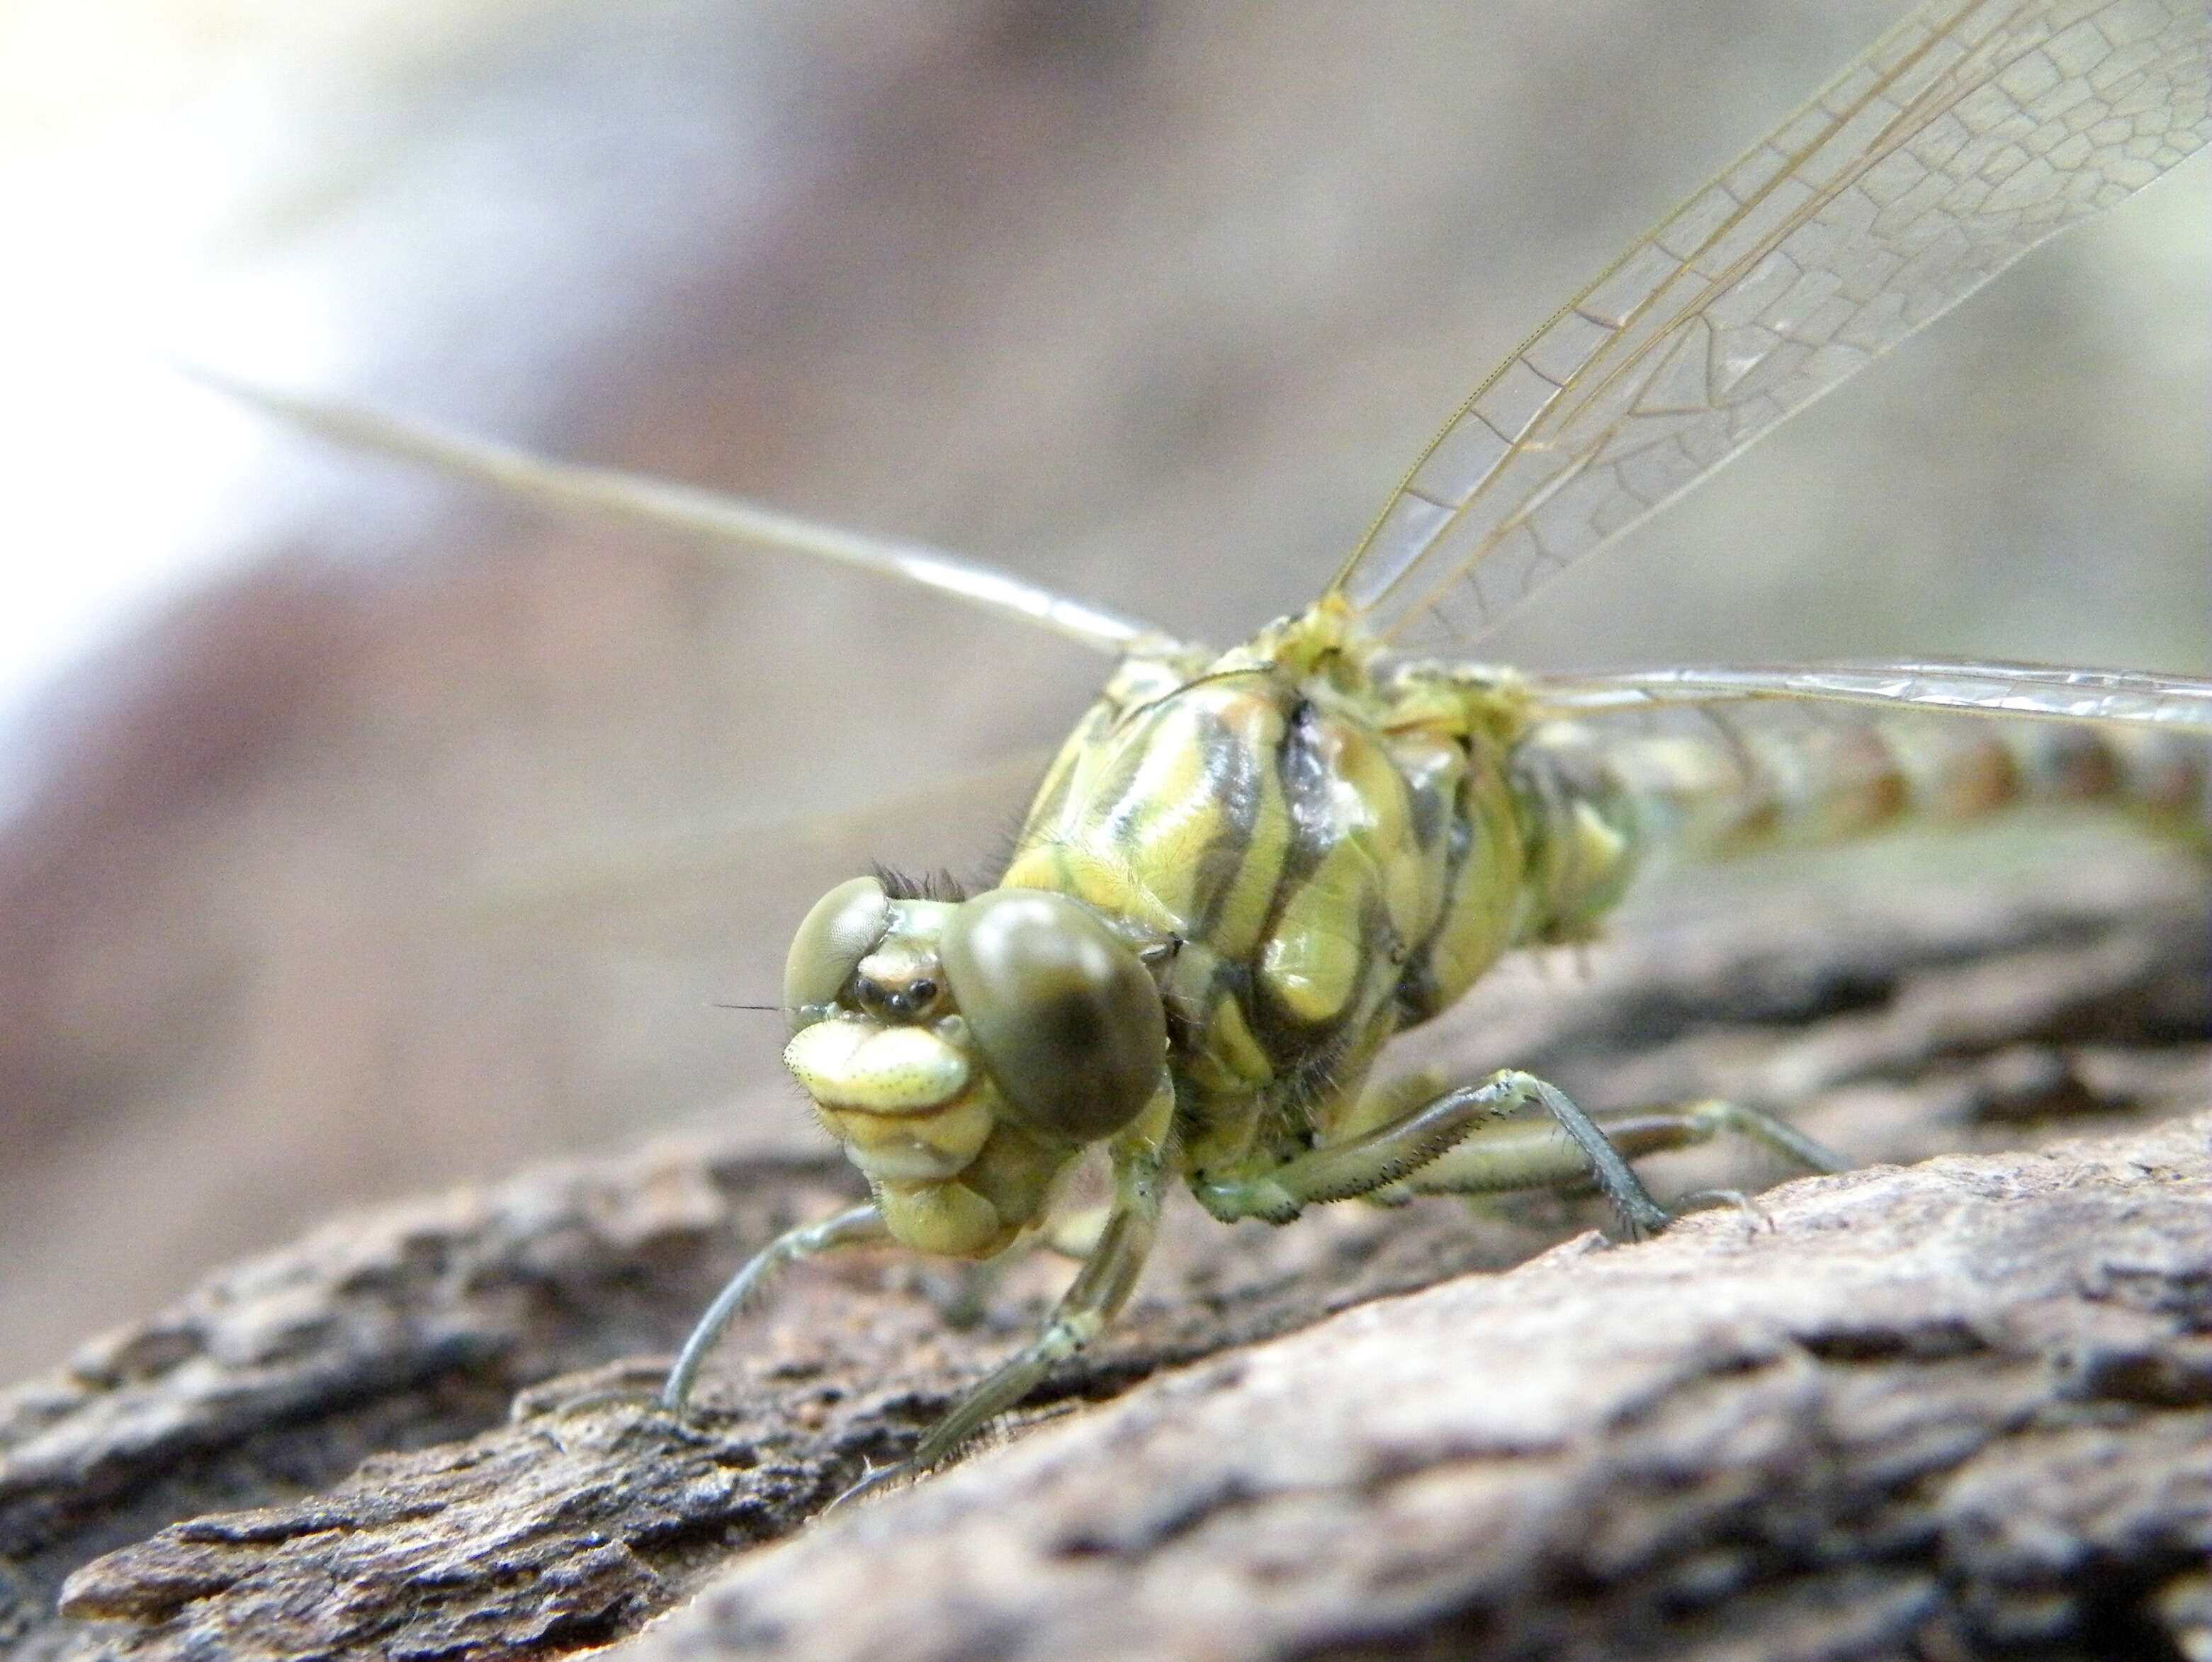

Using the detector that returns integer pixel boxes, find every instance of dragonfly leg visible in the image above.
[1399,1097,1849,1202]
[661,1202,890,1418]
[829,1099,1174,1513]
[1195,1070,1674,1240]
[925,1202,1112,1329]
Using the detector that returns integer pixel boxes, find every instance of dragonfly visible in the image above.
[203,0,2212,1507]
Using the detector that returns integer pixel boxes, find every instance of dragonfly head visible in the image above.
[781,875,1168,1258]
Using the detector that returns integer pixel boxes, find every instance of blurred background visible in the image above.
[0,0,2203,1382]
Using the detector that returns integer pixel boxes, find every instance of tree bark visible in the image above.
[6,829,2207,1662]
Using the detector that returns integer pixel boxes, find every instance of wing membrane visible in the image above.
[1333,0,2212,647]
[181,366,1163,657]
[1525,659,2212,733]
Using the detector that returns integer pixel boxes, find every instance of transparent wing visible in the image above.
[179,365,1163,658]
[1525,659,2212,734]
[1333,0,2212,648]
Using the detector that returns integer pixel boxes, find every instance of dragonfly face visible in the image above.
[781,874,1167,1258]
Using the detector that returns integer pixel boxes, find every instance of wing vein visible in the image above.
[1328,0,2211,648]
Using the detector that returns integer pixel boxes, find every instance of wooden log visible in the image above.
[4,826,2206,1661]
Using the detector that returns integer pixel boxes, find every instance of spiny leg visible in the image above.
[1400,1097,1849,1203]
[1194,1068,1674,1239]
[830,1103,1174,1512]
[662,1203,891,1415]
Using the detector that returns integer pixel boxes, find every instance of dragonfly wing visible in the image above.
[179,364,1165,658]
[1523,660,2212,735]
[1332,0,2212,648]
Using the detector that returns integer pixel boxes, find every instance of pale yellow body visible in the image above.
[789,594,2206,1262]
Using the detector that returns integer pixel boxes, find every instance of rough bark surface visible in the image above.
[634,1112,2212,1662]
[4,833,2207,1661]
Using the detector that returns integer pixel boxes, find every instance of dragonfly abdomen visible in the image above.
[1521,709,2211,910]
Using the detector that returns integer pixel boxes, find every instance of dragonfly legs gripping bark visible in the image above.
[660,1203,891,1415]
[1392,1094,1851,1207]
[828,1098,1176,1513]
[1194,1070,1673,1238]
[662,1077,1845,1512]
[1193,1071,1848,1238]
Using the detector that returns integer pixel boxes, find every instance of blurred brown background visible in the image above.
[0,0,2203,1384]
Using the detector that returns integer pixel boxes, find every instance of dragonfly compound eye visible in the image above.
[939,888,1166,1141]
[782,875,892,1030]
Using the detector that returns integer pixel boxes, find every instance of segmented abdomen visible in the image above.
[1517,708,2211,939]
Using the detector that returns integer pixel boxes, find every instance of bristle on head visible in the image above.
[871,862,969,903]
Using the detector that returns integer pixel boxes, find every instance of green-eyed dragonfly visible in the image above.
[203,0,2212,1505]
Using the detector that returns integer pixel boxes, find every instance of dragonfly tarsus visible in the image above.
[660,1204,890,1419]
